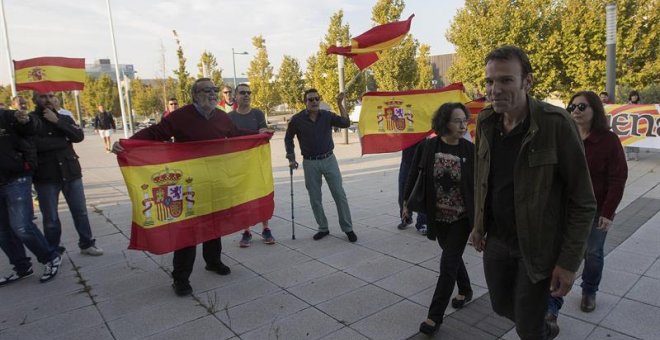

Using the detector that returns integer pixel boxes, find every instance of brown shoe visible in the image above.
[581,294,596,312]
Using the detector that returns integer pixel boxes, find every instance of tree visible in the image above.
[247,35,280,117]
[197,50,223,87]
[369,0,419,91]
[276,55,305,113]
[305,10,363,113]
[172,30,192,104]
[415,44,434,89]
[80,74,117,117]
[131,78,162,117]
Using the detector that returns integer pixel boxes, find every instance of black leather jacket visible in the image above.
[31,108,85,183]
[0,109,37,184]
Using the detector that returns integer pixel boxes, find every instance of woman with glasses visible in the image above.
[547,91,627,320]
[402,102,475,336]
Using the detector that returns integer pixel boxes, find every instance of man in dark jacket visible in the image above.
[93,105,116,153]
[0,107,61,285]
[31,92,103,257]
[470,46,596,339]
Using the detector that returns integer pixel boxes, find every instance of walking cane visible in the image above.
[289,166,296,240]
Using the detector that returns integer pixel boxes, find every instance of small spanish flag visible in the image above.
[117,134,274,254]
[14,57,85,92]
[327,14,414,70]
[358,83,474,154]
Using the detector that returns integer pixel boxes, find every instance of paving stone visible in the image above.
[144,315,234,340]
[240,306,344,340]
[316,284,402,324]
[351,300,427,340]
[553,314,596,340]
[590,267,640,297]
[288,271,367,305]
[604,249,656,275]
[0,290,92,328]
[199,275,281,310]
[0,305,104,339]
[318,246,382,270]
[559,289,621,324]
[373,265,437,298]
[262,259,338,288]
[53,323,115,340]
[319,326,370,340]
[625,276,660,307]
[601,298,660,340]
[585,326,637,340]
[343,255,410,283]
[645,259,660,279]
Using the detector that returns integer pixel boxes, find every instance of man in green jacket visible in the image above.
[470,46,596,340]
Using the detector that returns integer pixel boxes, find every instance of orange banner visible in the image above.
[606,104,660,148]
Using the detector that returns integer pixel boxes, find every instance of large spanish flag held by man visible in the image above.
[358,83,473,154]
[326,14,414,70]
[116,134,274,255]
[14,57,85,92]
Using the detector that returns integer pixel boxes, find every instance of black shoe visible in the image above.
[172,280,192,296]
[205,262,231,275]
[313,231,330,240]
[545,313,560,339]
[581,293,596,312]
[346,231,357,242]
[397,217,412,230]
[451,291,473,309]
[0,267,34,286]
[419,320,440,335]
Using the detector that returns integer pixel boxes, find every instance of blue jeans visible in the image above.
[0,176,56,271]
[548,215,602,315]
[302,155,352,232]
[35,178,95,249]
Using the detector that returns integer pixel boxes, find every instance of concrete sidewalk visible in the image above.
[1,129,659,340]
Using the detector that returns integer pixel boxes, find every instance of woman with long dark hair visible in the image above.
[402,102,474,335]
[547,91,627,323]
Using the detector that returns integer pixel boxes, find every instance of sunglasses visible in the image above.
[567,103,589,112]
[238,90,251,95]
[199,87,220,94]
[307,97,321,102]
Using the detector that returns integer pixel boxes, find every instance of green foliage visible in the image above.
[0,85,12,106]
[247,36,280,116]
[172,30,191,104]
[131,78,162,117]
[415,44,434,89]
[197,50,224,87]
[446,0,659,100]
[80,74,118,117]
[304,10,363,113]
[276,55,305,113]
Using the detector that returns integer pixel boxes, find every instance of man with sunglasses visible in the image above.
[285,89,357,243]
[161,97,178,120]
[228,84,275,247]
[217,85,236,113]
[470,46,595,339]
[112,78,271,296]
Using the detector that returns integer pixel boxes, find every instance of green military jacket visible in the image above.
[474,96,596,283]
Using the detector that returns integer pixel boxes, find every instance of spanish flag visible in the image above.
[327,14,414,70]
[358,83,473,154]
[117,134,274,254]
[14,57,85,92]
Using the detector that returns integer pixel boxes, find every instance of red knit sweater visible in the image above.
[584,130,628,220]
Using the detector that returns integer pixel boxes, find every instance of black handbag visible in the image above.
[406,170,426,213]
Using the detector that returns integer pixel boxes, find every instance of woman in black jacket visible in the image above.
[402,102,475,335]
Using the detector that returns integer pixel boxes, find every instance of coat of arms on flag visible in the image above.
[140,168,195,226]
[378,99,415,132]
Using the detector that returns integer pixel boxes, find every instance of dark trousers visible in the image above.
[397,159,427,226]
[484,237,551,340]
[171,237,222,283]
[427,218,472,323]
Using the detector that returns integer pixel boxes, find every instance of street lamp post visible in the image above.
[232,48,248,88]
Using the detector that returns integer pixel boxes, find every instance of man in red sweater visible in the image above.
[113,78,270,296]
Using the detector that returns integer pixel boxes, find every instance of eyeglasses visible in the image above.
[198,87,220,94]
[307,97,321,102]
[450,119,468,125]
[238,90,251,95]
[567,103,589,112]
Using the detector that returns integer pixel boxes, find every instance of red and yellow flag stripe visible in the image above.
[117,134,274,254]
[14,57,85,92]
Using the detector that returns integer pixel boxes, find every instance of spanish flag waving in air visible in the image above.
[327,14,414,70]
[14,57,86,92]
[358,83,481,155]
[117,134,274,254]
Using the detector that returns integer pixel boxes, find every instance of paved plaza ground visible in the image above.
[1,128,659,340]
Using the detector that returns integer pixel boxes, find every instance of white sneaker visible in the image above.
[40,256,61,283]
[81,246,104,256]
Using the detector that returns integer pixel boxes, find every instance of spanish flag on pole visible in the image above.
[14,57,85,92]
[117,134,274,255]
[358,83,474,154]
[327,14,414,70]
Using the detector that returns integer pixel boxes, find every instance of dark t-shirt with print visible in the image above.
[433,140,466,223]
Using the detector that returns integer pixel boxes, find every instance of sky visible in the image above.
[0,0,465,85]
